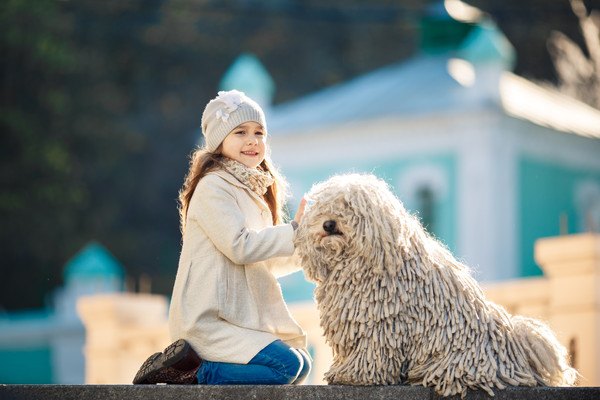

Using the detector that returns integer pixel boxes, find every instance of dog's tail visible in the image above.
[511,315,578,386]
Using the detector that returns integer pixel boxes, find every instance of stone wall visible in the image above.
[483,233,600,386]
[77,294,171,384]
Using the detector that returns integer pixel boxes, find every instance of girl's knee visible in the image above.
[253,340,306,384]
[277,351,303,384]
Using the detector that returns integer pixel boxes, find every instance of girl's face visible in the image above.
[221,121,266,168]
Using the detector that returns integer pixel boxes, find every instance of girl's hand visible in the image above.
[294,197,307,225]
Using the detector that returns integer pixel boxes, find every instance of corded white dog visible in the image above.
[294,174,576,397]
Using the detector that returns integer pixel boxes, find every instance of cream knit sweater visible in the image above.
[168,169,306,364]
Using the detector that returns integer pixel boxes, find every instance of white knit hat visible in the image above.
[201,90,267,152]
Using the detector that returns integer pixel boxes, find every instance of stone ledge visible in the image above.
[1,385,599,400]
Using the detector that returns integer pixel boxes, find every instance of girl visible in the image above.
[133,90,310,385]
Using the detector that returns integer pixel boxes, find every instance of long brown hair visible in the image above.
[178,147,289,233]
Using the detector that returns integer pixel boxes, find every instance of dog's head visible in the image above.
[295,173,413,284]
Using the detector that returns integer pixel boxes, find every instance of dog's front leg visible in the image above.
[325,356,360,385]
[325,342,403,385]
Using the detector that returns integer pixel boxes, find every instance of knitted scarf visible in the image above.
[219,157,274,196]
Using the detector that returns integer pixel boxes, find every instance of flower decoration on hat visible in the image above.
[214,90,245,122]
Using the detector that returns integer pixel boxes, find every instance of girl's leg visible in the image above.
[196,340,304,385]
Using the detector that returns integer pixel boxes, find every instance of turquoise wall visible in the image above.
[370,154,457,251]
[280,153,457,303]
[0,346,53,383]
[285,153,457,249]
[519,156,600,277]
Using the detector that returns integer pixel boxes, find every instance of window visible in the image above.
[397,164,448,237]
[417,186,436,233]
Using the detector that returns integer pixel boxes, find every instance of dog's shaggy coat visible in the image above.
[294,174,576,397]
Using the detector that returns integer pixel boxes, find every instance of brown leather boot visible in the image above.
[132,339,202,384]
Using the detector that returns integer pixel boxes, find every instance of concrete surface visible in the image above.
[1,385,600,400]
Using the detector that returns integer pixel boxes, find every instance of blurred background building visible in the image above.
[1,0,599,385]
[267,3,600,286]
[0,242,124,383]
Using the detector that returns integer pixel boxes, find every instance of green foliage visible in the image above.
[0,0,185,310]
[1,0,80,309]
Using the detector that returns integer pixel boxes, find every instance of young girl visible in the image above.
[133,90,310,385]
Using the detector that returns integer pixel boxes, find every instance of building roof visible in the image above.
[500,73,600,139]
[63,242,124,284]
[268,24,600,139]
[269,55,473,135]
[457,21,515,68]
[220,53,275,110]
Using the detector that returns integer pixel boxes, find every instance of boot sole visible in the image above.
[132,339,201,385]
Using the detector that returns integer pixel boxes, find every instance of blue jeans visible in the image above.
[196,340,311,385]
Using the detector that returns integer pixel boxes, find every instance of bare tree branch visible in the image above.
[548,0,600,109]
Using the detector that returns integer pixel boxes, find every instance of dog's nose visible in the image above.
[323,220,337,233]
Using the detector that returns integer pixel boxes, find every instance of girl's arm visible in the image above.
[267,198,307,277]
[267,252,301,278]
[191,175,295,265]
